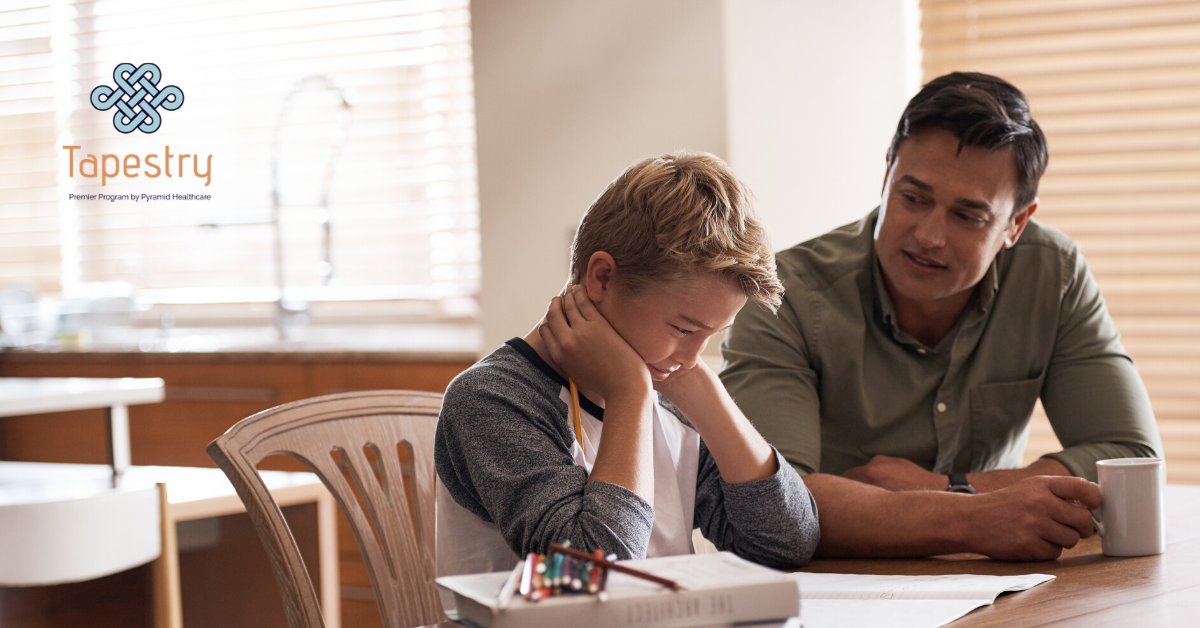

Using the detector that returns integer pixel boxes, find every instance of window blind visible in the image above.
[0,0,479,325]
[922,0,1200,482]
[0,1,61,293]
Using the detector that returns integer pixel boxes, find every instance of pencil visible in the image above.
[568,379,583,451]
[559,297,586,453]
[548,543,686,591]
[496,559,525,610]
[519,553,536,596]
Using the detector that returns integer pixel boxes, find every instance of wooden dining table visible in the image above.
[419,484,1200,628]
[797,483,1200,627]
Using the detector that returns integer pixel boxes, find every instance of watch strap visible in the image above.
[946,472,975,494]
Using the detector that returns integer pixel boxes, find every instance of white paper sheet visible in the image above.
[792,572,1055,628]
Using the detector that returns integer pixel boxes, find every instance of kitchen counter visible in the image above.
[1,324,483,364]
[0,325,478,469]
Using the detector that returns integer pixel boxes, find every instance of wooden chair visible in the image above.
[207,390,444,628]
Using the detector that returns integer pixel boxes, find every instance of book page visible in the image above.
[793,573,1055,628]
[800,599,994,628]
[793,572,1054,601]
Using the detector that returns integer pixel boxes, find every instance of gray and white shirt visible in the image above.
[434,338,820,581]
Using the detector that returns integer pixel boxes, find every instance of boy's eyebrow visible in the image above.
[679,314,713,330]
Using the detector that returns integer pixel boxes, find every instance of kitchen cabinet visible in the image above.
[0,348,473,628]
[0,353,472,471]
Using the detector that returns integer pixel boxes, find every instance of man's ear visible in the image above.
[1004,199,1038,248]
[584,251,617,303]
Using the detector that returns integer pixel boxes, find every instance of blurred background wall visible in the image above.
[474,0,923,351]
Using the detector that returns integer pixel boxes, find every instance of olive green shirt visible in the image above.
[720,209,1162,483]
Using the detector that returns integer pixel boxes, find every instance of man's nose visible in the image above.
[913,208,948,248]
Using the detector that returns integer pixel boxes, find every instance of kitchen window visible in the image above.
[0,0,480,339]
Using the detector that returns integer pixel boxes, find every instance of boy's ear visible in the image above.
[584,251,617,303]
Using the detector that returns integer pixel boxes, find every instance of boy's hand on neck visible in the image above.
[538,284,653,404]
[536,284,656,502]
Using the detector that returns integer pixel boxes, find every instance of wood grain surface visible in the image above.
[799,484,1200,627]
[417,485,1200,628]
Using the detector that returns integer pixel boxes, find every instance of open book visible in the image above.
[435,552,800,628]
[793,572,1056,628]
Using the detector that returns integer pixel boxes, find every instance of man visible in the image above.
[720,72,1163,560]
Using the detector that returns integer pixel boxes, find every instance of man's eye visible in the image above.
[958,212,987,224]
[674,326,693,336]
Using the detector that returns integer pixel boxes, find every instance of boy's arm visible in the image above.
[435,368,656,560]
[654,359,778,483]
[657,360,819,567]
[690,436,820,568]
[539,285,658,503]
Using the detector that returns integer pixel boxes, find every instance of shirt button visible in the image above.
[937,402,947,412]
[917,348,927,355]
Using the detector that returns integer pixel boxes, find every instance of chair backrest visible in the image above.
[207,390,444,628]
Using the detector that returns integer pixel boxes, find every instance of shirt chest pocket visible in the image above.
[968,374,1045,471]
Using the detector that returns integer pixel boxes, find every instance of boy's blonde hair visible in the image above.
[569,151,783,311]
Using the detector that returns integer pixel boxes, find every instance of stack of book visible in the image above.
[436,552,800,628]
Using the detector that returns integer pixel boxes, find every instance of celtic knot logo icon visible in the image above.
[90,63,184,134]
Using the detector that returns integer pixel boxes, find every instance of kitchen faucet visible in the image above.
[201,75,354,339]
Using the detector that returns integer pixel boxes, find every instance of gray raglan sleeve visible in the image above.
[434,368,655,560]
[687,415,820,568]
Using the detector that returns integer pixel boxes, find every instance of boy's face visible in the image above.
[596,274,747,381]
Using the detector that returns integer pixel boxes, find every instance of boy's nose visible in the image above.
[674,338,706,370]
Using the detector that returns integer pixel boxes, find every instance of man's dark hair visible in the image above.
[888,71,1048,211]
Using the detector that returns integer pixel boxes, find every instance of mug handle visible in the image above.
[1090,481,1105,536]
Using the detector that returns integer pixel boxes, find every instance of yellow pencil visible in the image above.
[560,296,585,453]
[569,377,584,452]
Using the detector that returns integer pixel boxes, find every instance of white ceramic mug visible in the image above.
[1092,457,1166,557]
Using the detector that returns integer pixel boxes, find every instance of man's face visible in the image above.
[874,127,1035,312]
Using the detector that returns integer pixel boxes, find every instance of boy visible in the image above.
[434,152,819,586]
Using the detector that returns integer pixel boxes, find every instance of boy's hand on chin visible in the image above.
[539,284,651,401]
[652,359,721,418]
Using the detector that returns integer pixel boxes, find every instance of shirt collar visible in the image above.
[977,253,1001,313]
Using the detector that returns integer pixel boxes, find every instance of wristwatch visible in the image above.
[946,473,976,494]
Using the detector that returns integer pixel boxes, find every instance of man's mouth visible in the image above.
[904,251,947,270]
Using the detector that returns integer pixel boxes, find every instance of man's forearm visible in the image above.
[842,454,1073,493]
[804,471,1101,561]
[966,457,1071,493]
[804,473,969,558]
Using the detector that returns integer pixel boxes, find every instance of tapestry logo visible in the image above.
[90,62,184,134]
